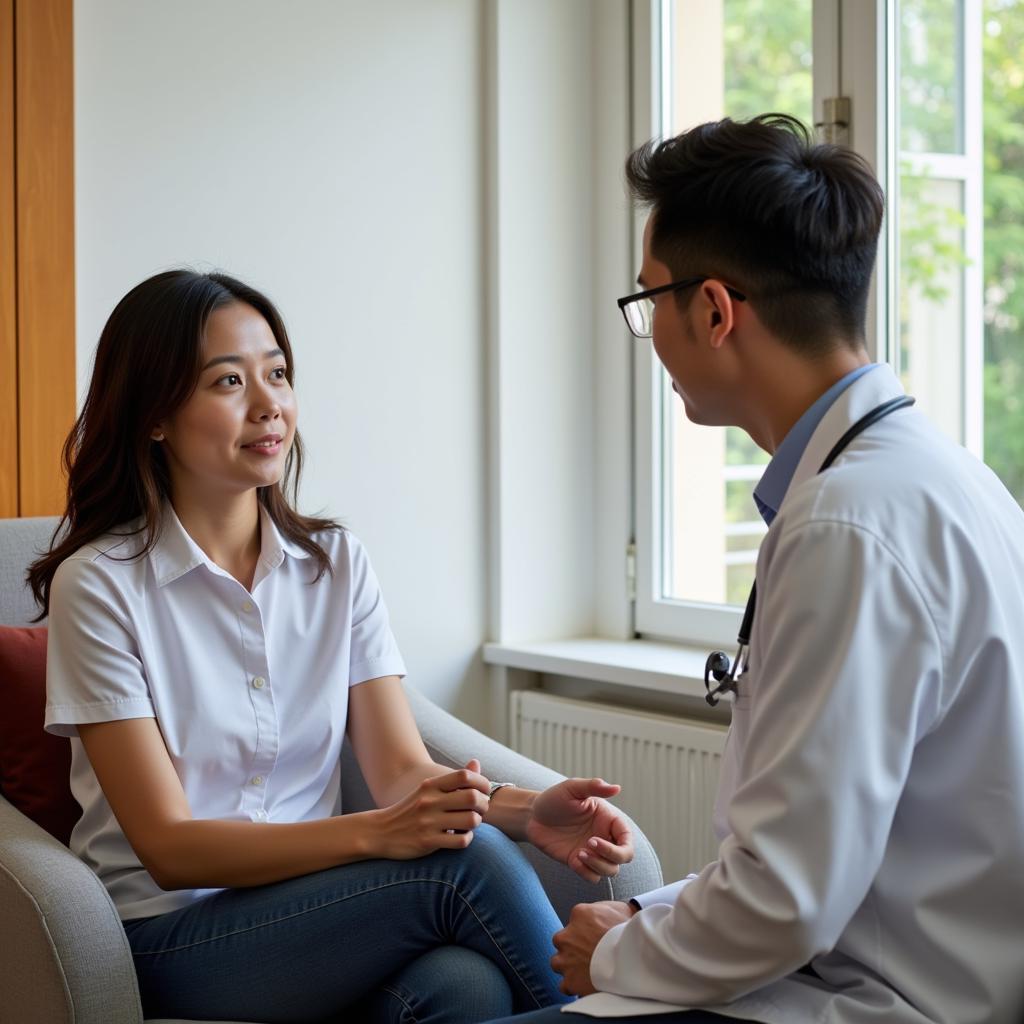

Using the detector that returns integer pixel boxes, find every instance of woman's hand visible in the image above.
[525,779,635,882]
[370,764,490,860]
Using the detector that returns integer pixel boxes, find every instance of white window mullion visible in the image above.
[962,0,984,456]
[838,0,893,364]
[892,0,983,452]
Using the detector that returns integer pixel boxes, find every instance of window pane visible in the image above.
[897,0,971,445]
[661,0,811,605]
[900,0,965,154]
[982,0,1024,506]
[898,173,966,441]
[896,0,1024,509]
[896,0,973,445]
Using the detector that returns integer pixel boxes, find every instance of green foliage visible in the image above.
[722,0,813,124]
[899,170,968,303]
[984,361,1024,496]
[724,430,769,466]
[894,0,1024,503]
[901,0,962,152]
[982,0,1024,504]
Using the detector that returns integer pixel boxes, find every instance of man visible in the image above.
[488,115,1024,1023]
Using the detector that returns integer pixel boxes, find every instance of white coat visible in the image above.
[587,364,1024,1023]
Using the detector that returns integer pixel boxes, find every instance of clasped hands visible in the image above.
[377,759,637,996]
[377,758,634,883]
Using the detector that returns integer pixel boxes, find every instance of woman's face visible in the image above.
[154,301,297,506]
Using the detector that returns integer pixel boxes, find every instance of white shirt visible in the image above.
[44,505,406,920]
[587,365,1024,1023]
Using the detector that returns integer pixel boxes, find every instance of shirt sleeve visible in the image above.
[45,555,155,737]
[345,533,407,685]
[590,520,944,1006]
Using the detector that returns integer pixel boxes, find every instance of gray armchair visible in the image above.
[0,516,662,1024]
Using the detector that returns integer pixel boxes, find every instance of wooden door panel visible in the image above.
[15,0,75,516]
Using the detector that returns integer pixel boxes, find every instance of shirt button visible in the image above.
[253,676,265,689]
[251,775,264,786]
[242,600,254,612]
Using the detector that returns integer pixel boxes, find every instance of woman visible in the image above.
[29,270,634,1023]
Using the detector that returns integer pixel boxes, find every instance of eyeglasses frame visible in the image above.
[616,277,748,338]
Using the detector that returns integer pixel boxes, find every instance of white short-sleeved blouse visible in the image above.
[44,505,406,920]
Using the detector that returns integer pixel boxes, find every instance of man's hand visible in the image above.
[525,778,634,882]
[551,900,637,996]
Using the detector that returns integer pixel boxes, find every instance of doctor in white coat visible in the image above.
[488,114,1024,1024]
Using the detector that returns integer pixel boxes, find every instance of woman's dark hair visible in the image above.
[625,113,885,354]
[28,269,338,617]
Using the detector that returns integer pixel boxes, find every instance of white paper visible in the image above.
[561,993,691,1017]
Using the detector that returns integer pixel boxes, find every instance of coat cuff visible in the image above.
[630,874,698,908]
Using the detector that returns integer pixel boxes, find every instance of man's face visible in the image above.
[639,216,716,424]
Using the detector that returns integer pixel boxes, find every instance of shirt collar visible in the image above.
[148,502,310,588]
[257,504,312,567]
[753,363,881,525]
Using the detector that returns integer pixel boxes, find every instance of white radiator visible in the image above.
[510,690,726,884]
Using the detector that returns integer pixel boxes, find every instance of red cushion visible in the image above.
[0,626,80,845]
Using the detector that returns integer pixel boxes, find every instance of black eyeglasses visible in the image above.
[617,277,747,338]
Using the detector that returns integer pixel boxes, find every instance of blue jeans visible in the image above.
[123,824,569,1023]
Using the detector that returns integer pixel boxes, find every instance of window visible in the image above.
[633,0,1024,644]
[896,0,982,451]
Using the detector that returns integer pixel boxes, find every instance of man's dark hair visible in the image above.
[625,113,884,353]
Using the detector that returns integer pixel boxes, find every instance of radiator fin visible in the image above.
[510,690,725,883]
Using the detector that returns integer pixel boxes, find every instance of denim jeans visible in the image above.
[122,824,570,1023]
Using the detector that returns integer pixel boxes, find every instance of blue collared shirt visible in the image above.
[753,363,880,526]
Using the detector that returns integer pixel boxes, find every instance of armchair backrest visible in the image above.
[0,516,59,626]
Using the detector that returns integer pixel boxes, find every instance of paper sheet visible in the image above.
[561,993,691,1017]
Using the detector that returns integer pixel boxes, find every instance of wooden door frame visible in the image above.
[0,0,17,517]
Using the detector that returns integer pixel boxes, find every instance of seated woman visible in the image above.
[29,270,634,1024]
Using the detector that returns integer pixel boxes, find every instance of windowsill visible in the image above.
[483,636,714,704]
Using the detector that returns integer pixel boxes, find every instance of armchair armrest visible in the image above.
[403,685,663,922]
[0,793,143,1024]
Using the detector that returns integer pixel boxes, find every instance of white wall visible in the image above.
[486,0,634,646]
[487,0,597,644]
[74,0,635,728]
[75,0,490,723]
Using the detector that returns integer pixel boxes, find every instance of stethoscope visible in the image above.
[704,394,916,707]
